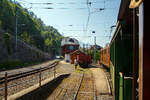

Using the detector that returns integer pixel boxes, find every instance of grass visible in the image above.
[75,65,92,75]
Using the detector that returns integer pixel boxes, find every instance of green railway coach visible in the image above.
[109,0,139,99]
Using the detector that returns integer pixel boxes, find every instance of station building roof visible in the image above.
[61,37,79,46]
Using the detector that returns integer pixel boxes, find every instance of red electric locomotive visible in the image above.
[70,50,92,67]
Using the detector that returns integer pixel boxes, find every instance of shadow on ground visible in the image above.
[85,64,98,68]
[16,74,70,100]
[88,64,110,71]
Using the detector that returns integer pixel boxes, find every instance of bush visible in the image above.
[0,20,2,27]
[0,60,23,70]
[4,33,11,54]
[0,60,44,71]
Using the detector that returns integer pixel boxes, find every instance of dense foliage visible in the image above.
[0,0,62,55]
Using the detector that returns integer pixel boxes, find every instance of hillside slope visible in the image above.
[0,28,52,70]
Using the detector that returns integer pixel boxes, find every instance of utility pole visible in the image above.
[83,44,85,53]
[14,0,18,52]
[92,31,96,64]
[86,44,88,55]
[94,36,96,64]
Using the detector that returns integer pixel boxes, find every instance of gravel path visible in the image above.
[56,60,74,74]
[90,68,110,94]
[90,64,113,100]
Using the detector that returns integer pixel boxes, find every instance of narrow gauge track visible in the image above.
[74,73,96,100]
[73,73,84,100]
[47,73,83,100]
[0,61,58,84]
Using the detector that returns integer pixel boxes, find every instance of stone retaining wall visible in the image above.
[0,28,52,63]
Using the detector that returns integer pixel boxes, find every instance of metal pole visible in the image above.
[14,0,18,52]
[5,72,8,100]
[54,65,56,79]
[133,8,138,100]
[92,31,96,64]
[138,3,144,100]
[83,44,85,53]
[87,44,88,55]
[39,67,41,87]
[94,36,96,64]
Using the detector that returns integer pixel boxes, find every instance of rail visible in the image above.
[0,61,58,84]
[0,61,58,100]
[73,73,84,100]
[92,73,97,100]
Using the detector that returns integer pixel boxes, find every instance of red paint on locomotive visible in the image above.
[70,50,92,67]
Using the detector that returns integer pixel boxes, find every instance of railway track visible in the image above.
[74,72,96,100]
[72,73,84,100]
[47,73,82,100]
[0,61,58,99]
[0,61,58,84]
[48,71,96,100]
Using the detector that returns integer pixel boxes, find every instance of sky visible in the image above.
[16,0,121,48]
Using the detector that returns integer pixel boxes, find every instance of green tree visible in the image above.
[0,0,62,57]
